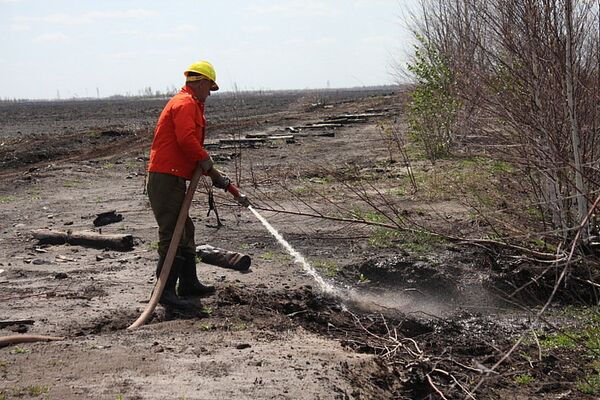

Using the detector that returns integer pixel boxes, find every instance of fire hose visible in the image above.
[128,164,247,330]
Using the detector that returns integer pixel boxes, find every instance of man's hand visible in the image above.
[207,167,231,190]
[199,156,214,173]
[212,174,231,190]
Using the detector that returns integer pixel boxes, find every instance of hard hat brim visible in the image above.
[185,72,219,91]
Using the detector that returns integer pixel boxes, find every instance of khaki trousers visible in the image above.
[147,172,196,257]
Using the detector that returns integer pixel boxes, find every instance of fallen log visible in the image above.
[293,131,335,138]
[32,229,134,251]
[266,135,295,141]
[324,117,367,124]
[245,132,269,138]
[204,142,220,150]
[326,112,387,119]
[292,123,342,129]
[196,244,251,271]
[219,138,265,145]
[242,134,295,140]
[0,319,35,328]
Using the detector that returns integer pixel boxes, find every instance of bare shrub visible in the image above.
[409,0,600,247]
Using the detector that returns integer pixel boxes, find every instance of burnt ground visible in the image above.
[0,88,598,399]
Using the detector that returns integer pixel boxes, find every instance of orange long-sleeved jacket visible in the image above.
[148,86,211,180]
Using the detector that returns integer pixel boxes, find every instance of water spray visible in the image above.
[248,206,338,295]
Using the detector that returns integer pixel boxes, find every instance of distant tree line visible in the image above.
[407,0,600,246]
[0,85,181,103]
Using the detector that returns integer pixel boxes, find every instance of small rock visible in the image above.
[55,272,68,279]
[64,221,73,226]
[31,258,49,265]
[47,214,54,219]
[236,343,252,350]
[96,255,105,261]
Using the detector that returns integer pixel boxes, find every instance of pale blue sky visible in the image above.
[0,0,419,99]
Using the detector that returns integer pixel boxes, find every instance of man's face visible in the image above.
[189,79,212,101]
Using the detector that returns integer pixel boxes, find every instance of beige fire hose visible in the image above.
[0,334,64,348]
[128,164,204,330]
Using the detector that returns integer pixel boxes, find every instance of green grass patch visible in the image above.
[224,317,249,331]
[291,185,311,195]
[313,260,339,277]
[539,332,579,349]
[529,238,557,251]
[405,156,515,206]
[514,374,535,385]
[490,160,514,173]
[149,241,159,251]
[538,326,600,354]
[15,385,49,397]
[259,251,291,263]
[390,186,408,197]
[199,323,214,331]
[526,206,544,220]
[553,306,600,324]
[368,228,401,249]
[232,322,248,331]
[63,179,81,188]
[11,346,29,354]
[260,251,275,261]
[308,176,333,185]
[358,273,370,284]
[200,306,213,315]
[577,368,600,395]
[399,230,446,254]
[0,195,15,204]
[350,207,386,224]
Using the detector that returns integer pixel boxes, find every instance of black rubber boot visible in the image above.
[177,252,216,298]
[156,255,196,309]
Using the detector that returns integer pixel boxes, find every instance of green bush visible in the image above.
[407,34,460,163]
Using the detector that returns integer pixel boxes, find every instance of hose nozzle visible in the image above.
[235,194,250,208]
[227,184,250,207]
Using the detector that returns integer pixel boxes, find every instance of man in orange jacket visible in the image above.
[147,60,248,309]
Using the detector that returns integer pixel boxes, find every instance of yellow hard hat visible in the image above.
[184,60,219,91]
